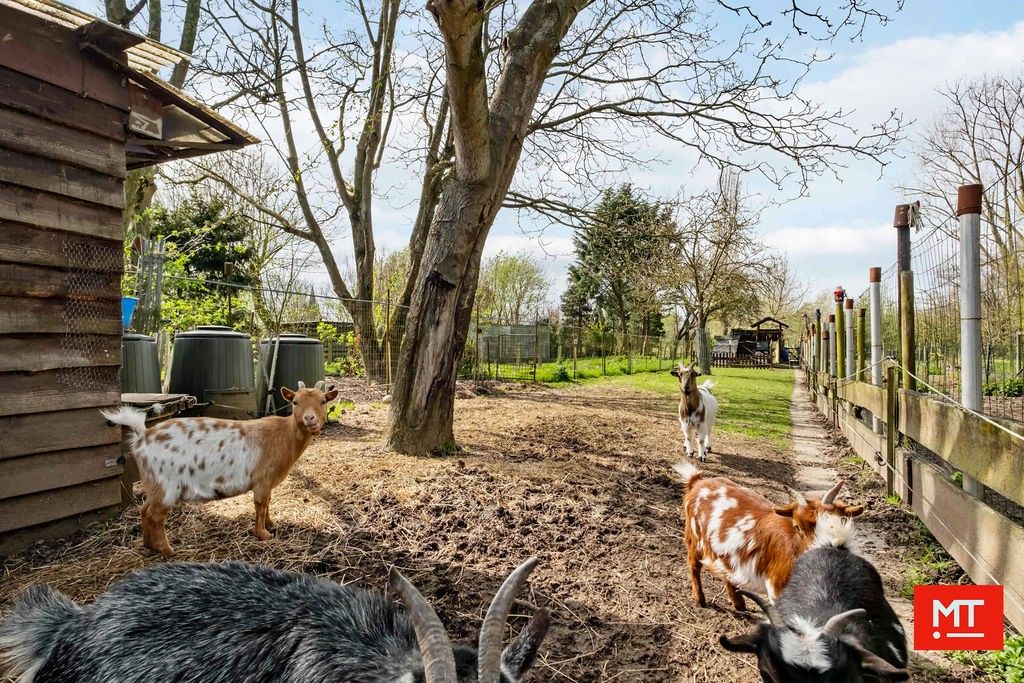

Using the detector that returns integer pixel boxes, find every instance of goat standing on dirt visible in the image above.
[671,363,718,461]
[720,515,909,681]
[101,381,338,556]
[672,461,864,610]
[0,558,550,683]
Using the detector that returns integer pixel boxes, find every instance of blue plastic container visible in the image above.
[122,297,139,329]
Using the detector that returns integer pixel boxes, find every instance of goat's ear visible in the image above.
[280,387,296,402]
[719,626,765,654]
[324,389,339,402]
[670,367,680,377]
[837,503,865,518]
[842,636,910,680]
[501,608,551,680]
[773,503,797,517]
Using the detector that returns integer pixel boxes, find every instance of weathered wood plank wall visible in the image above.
[0,5,130,554]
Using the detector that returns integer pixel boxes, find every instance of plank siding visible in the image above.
[0,107,126,178]
[0,221,123,272]
[0,295,121,335]
[0,445,124,500]
[0,478,122,533]
[0,6,129,111]
[0,368,120,417]
[0,147,125,209]
[0,65,126,142]
[0,505,122,556]
[0,182,124,240]
[0,407,122,459]
[0,334,122,373]
[0,9,141,552]
[0,262,122,301]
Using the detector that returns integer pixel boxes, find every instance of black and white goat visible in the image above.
[0,558,549,683]
[719,514,909,682]
[670,362,718,461]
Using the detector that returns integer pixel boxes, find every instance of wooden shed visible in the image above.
[0,0,256,554]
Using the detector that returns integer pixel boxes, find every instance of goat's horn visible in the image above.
[478,557,539,683]
[784,486,808,506]
[737,590,781,626]
[297,380,306,390]
[314,380,326,391]
[389,568,457,683]
[822,480,844,504]
[822,608,867,638]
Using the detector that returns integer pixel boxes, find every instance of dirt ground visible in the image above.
[0,379,981,681]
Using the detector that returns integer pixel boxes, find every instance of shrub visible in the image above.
[983,378,1024,397]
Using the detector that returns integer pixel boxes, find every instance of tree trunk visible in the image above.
[384,0,571,454]
[384,181,498,453]
[697,315,711,375]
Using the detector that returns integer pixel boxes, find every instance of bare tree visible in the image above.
[761,256,812,322]
[901,73,1024,263]
[476,251,551,325]
[665,171,772,373]
[188,0,904,453]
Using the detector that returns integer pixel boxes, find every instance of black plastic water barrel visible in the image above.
[121,333,161,393]
[257,334,325,415]
[167,326,256,413]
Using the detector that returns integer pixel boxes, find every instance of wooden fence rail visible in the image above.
[806,368,1024,633]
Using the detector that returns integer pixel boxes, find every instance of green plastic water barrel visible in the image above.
[167,326,256,413]
[257,334,325,416]
[121,333,161,393]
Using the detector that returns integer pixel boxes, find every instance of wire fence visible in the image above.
[844,215,1024,425]
[129,271,792,395]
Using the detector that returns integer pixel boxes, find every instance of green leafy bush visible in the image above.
[983,378,1024,397]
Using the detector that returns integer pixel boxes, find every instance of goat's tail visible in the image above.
[812,513,860,553]
[699,378,717,392]
[0,586,80,682]
[100,406,148,447]
[672,461,702,491]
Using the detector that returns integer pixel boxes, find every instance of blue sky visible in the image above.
[82,0,1024,304]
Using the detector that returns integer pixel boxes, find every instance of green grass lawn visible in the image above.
[551,367,795,446]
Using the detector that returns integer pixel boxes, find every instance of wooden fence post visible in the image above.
[828,314,837,377]
[899,270,916,392]
[894,204,910,363]
[885,364,898,497]
[856,307,866,381]
[844,297,855,379]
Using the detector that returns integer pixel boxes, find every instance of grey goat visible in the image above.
[0,558,549,683]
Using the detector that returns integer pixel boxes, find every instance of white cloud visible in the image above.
[762,223,894,258]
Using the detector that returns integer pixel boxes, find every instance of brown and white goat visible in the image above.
[672,461,864,611]
[102,381,338,556]
[670,363,718,461]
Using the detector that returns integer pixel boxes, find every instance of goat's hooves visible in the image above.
[146,543,175,557]
[254,529,273,541]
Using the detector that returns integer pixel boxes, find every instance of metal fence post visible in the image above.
[533,316,540,382]
[959,183,984,499]
[385,288,392,387]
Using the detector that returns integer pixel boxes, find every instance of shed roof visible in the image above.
[750,316,790,329]
[0,0,183,72]
[0,0,258,168]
